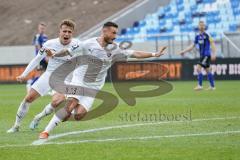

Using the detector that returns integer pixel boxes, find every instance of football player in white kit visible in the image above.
[39,22,167,139]
[7,19,80,133]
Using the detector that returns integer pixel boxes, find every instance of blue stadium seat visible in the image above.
[229,24,238,32]
[119,0,240,42]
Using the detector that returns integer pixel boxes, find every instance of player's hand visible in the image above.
[45,49,54,57]
[16,75,25,82]
[211,55,216,61]
[178,51,185,56]
[155,46,167,57]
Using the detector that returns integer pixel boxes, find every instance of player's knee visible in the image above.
[25,89,40,103]
[51,94,65,108]
[64,98,79,114]
[51,99,63,108]
[25,95,35,103]
[51,101,59,108]
[74,112,87,121]
[65,102,77,113]
[65,107,73,114]
[68,98,79,107]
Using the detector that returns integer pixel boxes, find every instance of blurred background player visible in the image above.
[179,21,216,91]
[33,22,48,70]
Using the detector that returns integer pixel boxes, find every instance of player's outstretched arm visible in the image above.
[48,43,83,58]
[178,44,195,56]
[131,46,167,58]
[45,48,70,57]
[17,53,45,82]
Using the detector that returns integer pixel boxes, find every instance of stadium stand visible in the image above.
[117,0,240,42]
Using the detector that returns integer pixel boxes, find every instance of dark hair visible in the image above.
[59,19,76,30]
[103,22,118,28]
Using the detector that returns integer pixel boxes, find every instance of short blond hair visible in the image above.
[59,19,76,30]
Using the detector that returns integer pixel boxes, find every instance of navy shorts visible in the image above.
[198,56,211,68]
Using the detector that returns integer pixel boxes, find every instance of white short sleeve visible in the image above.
[68,41,85,56]
[114,48,134,58]
[121,49,134,57]
[37,40,52,56]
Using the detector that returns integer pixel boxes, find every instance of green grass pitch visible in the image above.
[0,81,239,160]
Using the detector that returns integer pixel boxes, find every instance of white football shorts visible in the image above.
[66,77,102,112]
[31,71,52,96]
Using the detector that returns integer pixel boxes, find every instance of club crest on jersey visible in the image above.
[107,52,112,57]
[39,48,46,55]
[71,44,79,51]
[88,49,96,55]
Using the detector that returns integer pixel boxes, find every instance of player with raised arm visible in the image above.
[179,21,216,91]
[39,21,167,139]
[7,19,80,133]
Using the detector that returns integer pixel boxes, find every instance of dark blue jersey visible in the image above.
[33,33,48,55]
[194,32,213,57]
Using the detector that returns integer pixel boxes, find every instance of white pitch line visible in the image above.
[1,129,240,148]
[32,116,240,146]
[0,144,31,148]
[44,130,240,145]
[0,116,239,148]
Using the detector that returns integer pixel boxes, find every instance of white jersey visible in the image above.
[69,37,134,90]
[21,38,80,77]
[42,38,80,72]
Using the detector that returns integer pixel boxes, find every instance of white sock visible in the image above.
[44,107,71,133]
[14,100,30,127]
[44,115,61,133]
[34,103,54,121]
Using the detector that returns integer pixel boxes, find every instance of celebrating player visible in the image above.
[7,19,80,133]
[179,21,216,90]
[39,21,167,139]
